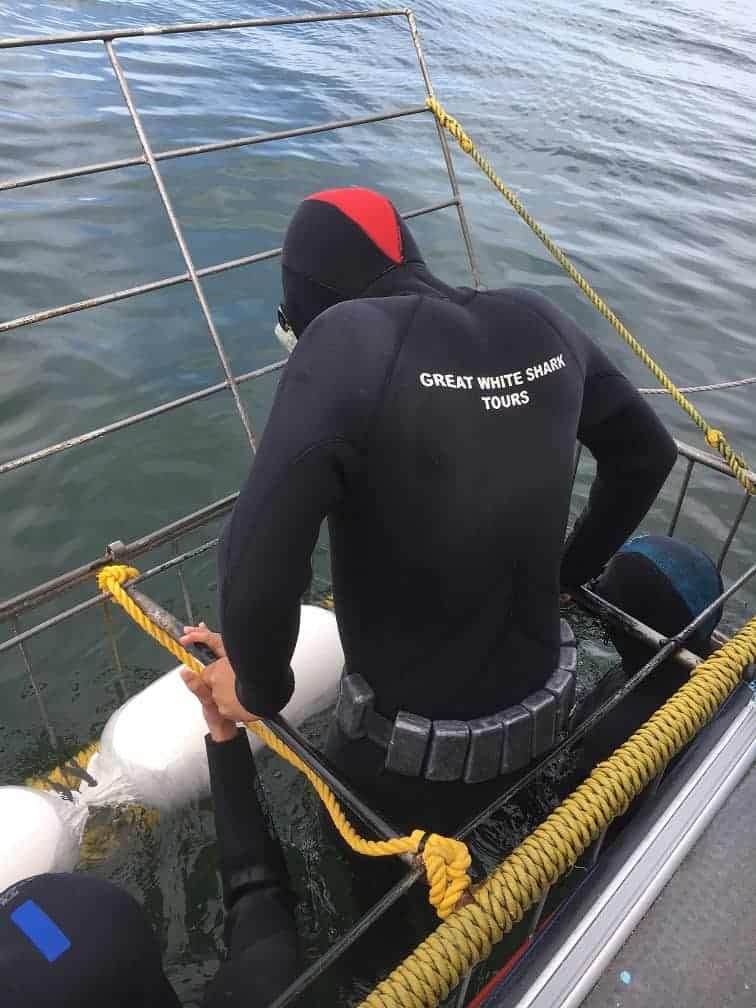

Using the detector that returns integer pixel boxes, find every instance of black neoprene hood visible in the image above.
[281,187,424,336]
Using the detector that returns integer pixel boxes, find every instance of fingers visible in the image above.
[180,621,226,658]
[179,666,214,706]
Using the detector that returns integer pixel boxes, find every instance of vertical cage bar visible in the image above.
[571,442,583,494]
[668,457,694,536]
[102,599,128,702]
[12,617,58,751]
[454,967,476,1007]
[584,825,609,869]
[716,492,750,572]
[104,40,258,452]
[526,885,551,938]
[405,11,481,287]
[173,538,196,624]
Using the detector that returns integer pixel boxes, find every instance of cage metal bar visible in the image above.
[0,201,456,337]
[574,587,703,670]
[668,456,694,537]
[0,10,408,49]
[717,491,751,573]
[0,106,428,194]
[0,540,219,656]
[0,497,234,623]
[583,825,609,869]
[101,599,128,701]
[527,886,551,938]
[172,538,195,625]
[0,247,280,334]
[269,868,423,1008]
[404,10,481,287]
[12,616,58,751]
[454,968,476,1008]
[570,442,583,494]
[0,360,285,477]
[104,41,257,451]
[673,438,755,483]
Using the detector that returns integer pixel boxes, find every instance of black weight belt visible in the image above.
[335,619,577,783]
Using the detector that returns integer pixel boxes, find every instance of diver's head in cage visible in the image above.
[597,534,725,668]
[275,187,458,348]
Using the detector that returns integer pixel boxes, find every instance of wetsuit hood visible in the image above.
[281,187,452,336]
[0,873,180,1007]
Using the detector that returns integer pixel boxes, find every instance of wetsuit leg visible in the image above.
[202,732,300,1008]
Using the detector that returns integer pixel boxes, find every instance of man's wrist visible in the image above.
[207,723,241,744]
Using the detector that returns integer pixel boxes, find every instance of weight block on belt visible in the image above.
[544,667,576,731]
[522,689,557,757]
[338,673,375,740]
[500,705,532,774]
[426,720,470,782]
[464,715,504,784]
[385,711,432,777]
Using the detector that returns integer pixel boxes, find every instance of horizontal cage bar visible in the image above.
[1,106,429,194]
[0,201,457,335]
[0,10,410,50]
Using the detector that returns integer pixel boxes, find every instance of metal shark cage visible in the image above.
[1,10,754,1008]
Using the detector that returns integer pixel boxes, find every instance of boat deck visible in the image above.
[582,761,754,1008]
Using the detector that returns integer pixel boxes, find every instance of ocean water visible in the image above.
[1,1,754,1003]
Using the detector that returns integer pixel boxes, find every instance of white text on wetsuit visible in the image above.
[418,354,565,411]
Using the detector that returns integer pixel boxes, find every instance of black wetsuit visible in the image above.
[0,733,298,1008]
[218,188,677,829]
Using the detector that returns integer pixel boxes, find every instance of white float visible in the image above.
[0,786,86,892]
[0,604,342,889]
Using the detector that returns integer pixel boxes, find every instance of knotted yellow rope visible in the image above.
[96,564,471,919]
[427,96,754,495]
[361,613,756,1007]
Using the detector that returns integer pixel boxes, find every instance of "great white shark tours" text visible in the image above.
[418,354,566,411]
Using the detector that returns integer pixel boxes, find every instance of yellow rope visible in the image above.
[26,742,100,793]
[361,613,756,1007]
[427,97,755,495]
[95,564,471,919]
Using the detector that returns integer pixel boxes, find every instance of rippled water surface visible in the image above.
[1,1,754,1003]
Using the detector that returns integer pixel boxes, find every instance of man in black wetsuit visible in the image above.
[206,187,677,832]
[0,625,299,1007]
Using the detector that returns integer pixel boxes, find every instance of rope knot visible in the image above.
[705,428,723,449]
[411,829,472,919]
[97,564,139,594]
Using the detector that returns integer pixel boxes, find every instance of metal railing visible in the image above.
[2,10,754,1007]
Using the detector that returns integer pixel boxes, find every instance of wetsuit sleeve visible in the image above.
[560,398,677,588]
[559,315,677,589]
[202,731,300,1008]
[507,289,677,589]
[218,301,398,716]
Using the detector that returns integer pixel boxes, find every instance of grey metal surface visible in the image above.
[581,760,756,1008]
[493,691,756,1008]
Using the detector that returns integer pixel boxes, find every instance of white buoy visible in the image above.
[83,604,343,809]
[0,787,85,891]
[86,665,212,809]
[0,604,343,889]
